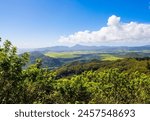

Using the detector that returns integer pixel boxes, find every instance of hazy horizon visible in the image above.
[17,44,150,50]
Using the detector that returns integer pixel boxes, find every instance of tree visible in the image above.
[0,39,29,103]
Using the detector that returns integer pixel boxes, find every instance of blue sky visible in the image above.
[0,0,150,48]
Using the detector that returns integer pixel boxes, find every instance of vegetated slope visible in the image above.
[29,51,62,68]
[49,58,150,104]
[54,58,150,79]
[24,46,150,69]
[45,50,150,62]
[1,40,150,104]
[45,51,102,64]
[29,51,150,72]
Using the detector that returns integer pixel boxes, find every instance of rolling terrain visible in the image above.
[28,50,150,69]
[1,40,150,104]
[18,44,150,69]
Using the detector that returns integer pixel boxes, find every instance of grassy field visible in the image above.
[100,54,123,61]
[45,51,123,61]
[45,51,100,58]
[45,52,80,58]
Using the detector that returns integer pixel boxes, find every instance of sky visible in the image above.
[0,0,150,48]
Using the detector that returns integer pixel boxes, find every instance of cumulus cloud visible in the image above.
[58,15,150,46]
[107,15,120,26]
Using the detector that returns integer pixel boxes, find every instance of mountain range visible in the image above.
[18,44,150,54]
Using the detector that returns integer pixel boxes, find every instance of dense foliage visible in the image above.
[0,39,150,104]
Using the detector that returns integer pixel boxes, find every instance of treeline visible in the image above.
[0,40,150,104]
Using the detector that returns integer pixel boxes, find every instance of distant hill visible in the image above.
[18,44,150,54]
[18,45,150,69]
[28,51,62,68]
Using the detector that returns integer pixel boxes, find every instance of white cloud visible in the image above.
[58,15,150,46]
[107,15,120,26]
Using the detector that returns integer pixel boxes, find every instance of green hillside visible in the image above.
[0,40,150,104]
